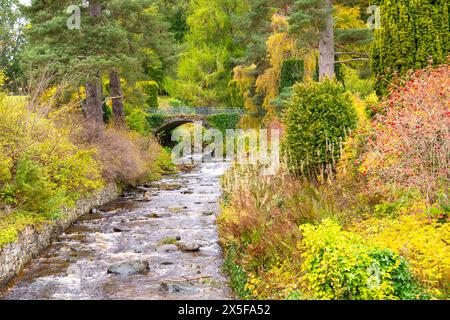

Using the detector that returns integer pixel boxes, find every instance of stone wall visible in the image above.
[0,183,121,289]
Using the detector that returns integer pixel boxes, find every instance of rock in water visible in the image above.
[157,244,179,253]
[168,206,185,213]
[113,225,132,233]
[160,282,197,293]
[179,242,201,252]
[107,260,150,276]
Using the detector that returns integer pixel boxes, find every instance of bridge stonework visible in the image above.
[149,108,243,146]
[154,115,211,145]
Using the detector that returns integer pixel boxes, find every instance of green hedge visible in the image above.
[138,81,159,110]
[371,0,449,95]
[283,79,357,177]
[146,114,167,130]
[280,59,304,90]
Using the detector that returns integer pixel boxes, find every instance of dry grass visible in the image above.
[219,163,344,271]
[92,128,161,185]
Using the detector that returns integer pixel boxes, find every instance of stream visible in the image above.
[1,159,232,300]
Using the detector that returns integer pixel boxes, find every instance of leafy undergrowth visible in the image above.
[0,212,47,248]
[218,65,450,300]
[0,87,176,248]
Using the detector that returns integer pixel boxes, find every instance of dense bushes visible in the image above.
[219,64,450,300]
[359,65,449,203]
[0,93,104,247]
[371,0,449,95]
[219,165,427,300]
[137,81,159,110]
[352,215,450,296]
[219,164,340,299]
[0,98,103,216]
[93,129,162,185]
[206,113,240,133]
[279,59,304,90]
[301,220,421,300]
[283,80,358,177]
[125,108,150,134]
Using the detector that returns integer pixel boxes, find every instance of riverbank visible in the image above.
[0,183,121,290]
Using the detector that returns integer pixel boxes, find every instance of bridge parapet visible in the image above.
[151,106,244,116]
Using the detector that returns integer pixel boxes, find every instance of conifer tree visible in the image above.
[22,0,174,129]
[23,0,131,132]
[0,0,25,92]
[371,0,449,95]
[290,0,371,79]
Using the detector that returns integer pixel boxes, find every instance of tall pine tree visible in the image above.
[290,0,371,79]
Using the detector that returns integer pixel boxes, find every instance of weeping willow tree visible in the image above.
[371,0,450,95]
[232,13,299,123]
[255,14,298,121]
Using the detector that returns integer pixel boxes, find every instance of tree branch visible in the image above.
[335,58,370,64]
[336,52,369,57]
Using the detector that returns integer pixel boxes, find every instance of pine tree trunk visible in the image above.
[88,0,102,17]
[84,0,104,135]
[319,0,335,80]
[85,79,104,133]
[109,71,125,128]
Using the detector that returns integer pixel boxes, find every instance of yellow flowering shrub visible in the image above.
[0,94,104,239]
[244,258,302,300]
[0,212,47,248]
[352,215,450,297]
[300,219,422,300]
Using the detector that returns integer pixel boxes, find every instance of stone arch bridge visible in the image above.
[148,107,243,146]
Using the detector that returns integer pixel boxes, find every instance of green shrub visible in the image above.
[300,219,423,300]
[228,79,245,109]
[146,114,167,130]
[125,108,150,134]
[137,81,159,110]
[207,113,240,133]
[280,59,304,90]
[0,96,104,228]
[155,147,177,173]
[12,158,64,217]
[342,65,374,97]
[283,79,357,177]
[147,147,178,181]
[168,98,183,107]
[223,245,251,299]
[102,102,112,124]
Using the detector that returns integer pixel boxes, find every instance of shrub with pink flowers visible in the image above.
[360,65,449,204]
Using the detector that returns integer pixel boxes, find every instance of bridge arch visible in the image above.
[154,116,211,146]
